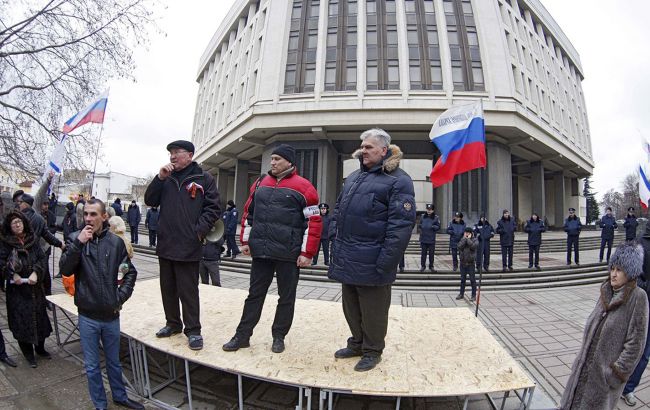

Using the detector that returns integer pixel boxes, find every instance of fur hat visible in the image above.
[609,243,645,281]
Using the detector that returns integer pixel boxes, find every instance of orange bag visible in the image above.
[62,274,75,296]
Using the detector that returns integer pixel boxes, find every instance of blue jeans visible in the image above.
[623,320,650,394]
[78,315,128,409]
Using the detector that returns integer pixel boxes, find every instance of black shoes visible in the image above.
[508,267,513,271]
[455,294,464,300]
[188,335,203,350]
[222,336,250,352]
[0,355,17,367]
[26,356,37,368]
[470,295,476,302]
[35,349,52,359]
[528,265,533,269]
[113,398,145,410]
[334,347,363,359]
[399,267,404,273]
[271,337,285,353]
[156,326,182,338]
[535,265,541,270]
[354,355,381,372]
[419,266,425,272]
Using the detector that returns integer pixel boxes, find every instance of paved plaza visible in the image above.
[0,231,648,409]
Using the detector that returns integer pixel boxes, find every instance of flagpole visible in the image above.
[89,123,105,197]
[475,98,486,318]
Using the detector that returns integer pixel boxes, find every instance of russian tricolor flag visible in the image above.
[62,90,109,134]
[429,102,486,188]
[640,139,650,209]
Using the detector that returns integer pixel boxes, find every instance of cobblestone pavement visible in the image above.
[1,235,648,409]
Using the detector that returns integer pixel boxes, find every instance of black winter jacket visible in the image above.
[328,145,415,286]
[127,206,141,227]
[447,220,466,249]
[223,206,239,235]
[473,221,494,243]
[59,226,137,321]
[564,216,582,237]
[111,201,123,217]
[496,217,516,246]
[60,210,77,242]
[22,207,62,248]
[419,213,440,244]
[624,215,639,241]
[458,236,477,266]
[524,219,546,246]
[144,162,221,262]
[599,214,618,240]
[145,208,159,231]
[320,213,332,241]
[202,238,224,261]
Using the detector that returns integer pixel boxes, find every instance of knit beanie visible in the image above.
[272,144,296,164]
[609,243,645,281]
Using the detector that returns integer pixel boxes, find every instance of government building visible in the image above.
[191,0,593,226]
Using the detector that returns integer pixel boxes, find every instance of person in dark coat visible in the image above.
[524,213,546,269]
[560,243,648,410]
[446,212,465,271]
[222,200,240,258]
[144,140,221,351]
[473,215,494,272]
[624,207,639,242]
[59,199,143,410]
[599,207,618,263]
[496,209,516,272]
[564,207,582,266]
[110,198,123,217]
[223,144,321,355]
[39,201,57,295]
[145,206,159,247]
[48,193,57,212]
[312,203,332,265]
[199,238,224,286]
[328,129,415,372]
[0,200,16,368]
[621,223,650,405]
[126,200,141,245]
[59,202,78,242]
[455,227,478,301]
[0,211,51,368]
[418,204,440,272]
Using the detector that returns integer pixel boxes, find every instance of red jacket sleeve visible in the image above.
[300,182,322,258]
[239,177,261,246]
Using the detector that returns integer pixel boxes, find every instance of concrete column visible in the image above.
[486,142,512,224]
[435,182,453,227]
[553,172,565,228]
[530,161,545,217]
[233,160,250,213]
[316,142,339,207]
[217,168,230,210]
[395,0,409,97]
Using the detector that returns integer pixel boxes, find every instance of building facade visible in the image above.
[192,0,593,226]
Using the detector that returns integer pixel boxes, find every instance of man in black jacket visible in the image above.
[59,199,142,410]
[599,207,618,263]
[496,209,516,272]
[624,207,639,242]
[145,206,159,247]
[312,203,331,265]
[145,140,221,350]
[418,204,440,272]
[126,200,141,245]
[564,207,582,265]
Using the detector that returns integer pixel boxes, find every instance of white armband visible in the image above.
[303,205,320,218]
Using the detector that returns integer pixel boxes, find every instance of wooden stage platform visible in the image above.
[48,279,535,409]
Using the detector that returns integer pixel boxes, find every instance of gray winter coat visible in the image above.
[560,280,649,410]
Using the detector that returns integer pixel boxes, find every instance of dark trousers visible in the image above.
[624,318,650,394]
[236,258,300,340]
[420,243,435,268]
[313,239,330,265]
[341,283,392,356]
[398,255,405,270]
[459,265,476,297]
[451,248,458,269]
[199,259,221,286]
[43,247,52,296]
[0,329,6,358]
[130,225,138,244]
[476,241,490,269]
[599,237,613,262]
[528,245,540,267]
[225,234,239,256]
[149,230,157,247]
[158,258,201,336]
[567,236,580,264]
[501,245,513,268]
[18,340,46,359]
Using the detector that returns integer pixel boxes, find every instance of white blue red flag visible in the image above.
[62,90,109,134]
[429,101,486,187]
[640,139,650,209]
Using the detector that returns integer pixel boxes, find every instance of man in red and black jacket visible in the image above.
[223,144,321,354]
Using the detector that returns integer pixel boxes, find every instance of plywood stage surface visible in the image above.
[48,279,534,397]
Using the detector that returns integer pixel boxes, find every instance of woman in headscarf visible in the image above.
[561,243,649,409]
[0,211,51,368]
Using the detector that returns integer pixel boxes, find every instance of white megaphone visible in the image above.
[204,219,225,243]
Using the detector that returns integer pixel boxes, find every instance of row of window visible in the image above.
[284,0,484,94]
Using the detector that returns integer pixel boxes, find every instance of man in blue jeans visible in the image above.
[60,199,143,410]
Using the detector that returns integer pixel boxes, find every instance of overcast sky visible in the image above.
[93,0,649,200]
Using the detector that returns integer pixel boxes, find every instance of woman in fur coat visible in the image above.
[0,211,51,368]
[560,243,649,409]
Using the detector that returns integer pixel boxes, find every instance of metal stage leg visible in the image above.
[500,391,510,410]
[185,359,193,410]
[306,387,312,410]
[462,396,469,410]
[52,305,61,345]
[238,374,244,410]
[328,391,333,410]
[525,386,535,409]
[517,388,529,410]
[319,389,326,410]
[296,386,303,410]
[141,343,152,398]
[395,396,401,410]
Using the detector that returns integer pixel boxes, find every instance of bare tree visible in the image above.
[621,172,640,212]
[601,189,625,219]
[0,0,160,177]
[131,174,154,203]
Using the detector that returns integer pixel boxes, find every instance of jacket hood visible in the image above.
[352,144,403,173]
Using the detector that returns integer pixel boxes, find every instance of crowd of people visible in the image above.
[1,130,650,410]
